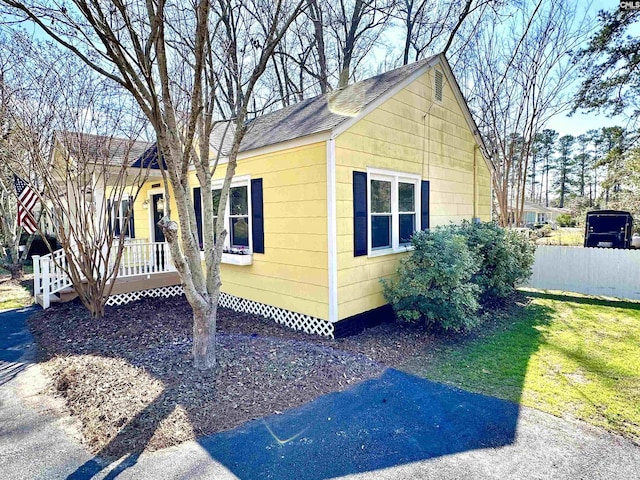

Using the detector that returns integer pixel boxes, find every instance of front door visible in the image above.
[151,193,166,269]
[151,193,165,242]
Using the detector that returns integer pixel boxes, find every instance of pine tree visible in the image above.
[554,135,575,208]
[574,134,592,198]
[532,129,558,206]
[573,10,640,123]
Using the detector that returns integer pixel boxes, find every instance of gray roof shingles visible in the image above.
[60,56,437,163]
[238,55,436,153]
[55,131,152,166]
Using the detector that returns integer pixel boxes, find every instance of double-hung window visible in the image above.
[211,176,252,252]
[110,196,135,238]
[229,185,249,248]
[368,169,420,254]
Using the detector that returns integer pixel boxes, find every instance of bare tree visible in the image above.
[0,32,151,315]
[1,0,303,370]
[396,0,493,65]
[461,0,590,226]
[0,40,38,280]
[324,0,396,88]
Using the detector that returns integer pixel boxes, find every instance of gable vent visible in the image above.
[435,69,444,102]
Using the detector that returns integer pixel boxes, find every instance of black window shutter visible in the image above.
[251,178,264,253]
[193,187,203,249]
[107,199,113,235]
[421,180,430,230]
[353,171,367,256]
[128,196,135,238]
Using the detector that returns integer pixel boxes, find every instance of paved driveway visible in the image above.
[1,307,639,479]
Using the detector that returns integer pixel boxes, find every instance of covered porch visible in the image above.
[33,241,181,309]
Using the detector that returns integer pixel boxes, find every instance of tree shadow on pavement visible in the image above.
[0,307,37,387]
[24,295,554,480]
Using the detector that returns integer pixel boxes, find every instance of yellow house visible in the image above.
[37,54,493,337]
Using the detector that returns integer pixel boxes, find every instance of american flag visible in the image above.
[14,175,38,234]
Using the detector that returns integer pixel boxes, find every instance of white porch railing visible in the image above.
[111,241,176,278]
[33,241,175,309]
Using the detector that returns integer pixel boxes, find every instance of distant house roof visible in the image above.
[516,201,571,214]
[53,131,152,166]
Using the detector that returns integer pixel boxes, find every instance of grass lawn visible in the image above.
[403,292,640,443]
[0,265,34,310]
[536,227,584,246]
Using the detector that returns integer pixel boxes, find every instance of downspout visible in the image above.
[473,145,479,223]
[326,137,338,328]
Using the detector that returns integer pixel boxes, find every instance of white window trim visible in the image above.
[211,174,253,254]
[367,168,421,257]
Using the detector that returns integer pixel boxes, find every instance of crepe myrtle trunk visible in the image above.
[192,298,218,370]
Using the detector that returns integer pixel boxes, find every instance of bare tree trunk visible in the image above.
[192,303,217,370]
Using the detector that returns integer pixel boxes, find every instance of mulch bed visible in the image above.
[28,296,436,458]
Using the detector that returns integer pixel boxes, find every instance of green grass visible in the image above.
[403,292,640,443]
[536,227,584,246]
[0,266,34,310]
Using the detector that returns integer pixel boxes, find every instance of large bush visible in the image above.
[555,213,576,227]
[381,228,480,332]
[453,221,535,307]
[382,222,535,332]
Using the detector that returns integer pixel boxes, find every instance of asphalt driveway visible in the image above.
[1,307,639,479]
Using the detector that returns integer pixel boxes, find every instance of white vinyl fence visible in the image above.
[526,245,640,301]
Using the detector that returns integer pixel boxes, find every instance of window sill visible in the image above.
[368,245,414,258]
[222,252,253,266]
[198,250,254,266]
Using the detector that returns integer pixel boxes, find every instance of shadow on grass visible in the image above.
[524,290,640,310]
[23,296,554,480]
[402,297,555,406]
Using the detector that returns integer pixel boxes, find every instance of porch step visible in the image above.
[35,294,61,307]
[57,289,79,303]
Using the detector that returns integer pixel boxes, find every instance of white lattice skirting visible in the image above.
[106,286,335,338]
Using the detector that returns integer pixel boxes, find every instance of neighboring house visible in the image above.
[36,53,493,337]
[513,201,570,226]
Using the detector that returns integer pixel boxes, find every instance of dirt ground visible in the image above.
[28,296,436,459]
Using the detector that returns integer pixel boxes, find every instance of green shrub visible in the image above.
[453,221,536,307]
[555,213,576,227]
[382,222,536,333]
[531,224,553,239]
[381,228,480,332]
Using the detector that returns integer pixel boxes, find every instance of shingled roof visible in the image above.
[210,55,438,155]
[53,131,152,166]
[60,55,455,166]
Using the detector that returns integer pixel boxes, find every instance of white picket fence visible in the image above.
[526,245,640,301]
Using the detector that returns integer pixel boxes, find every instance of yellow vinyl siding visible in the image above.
[334,67,491,320]
[205,142,329,320]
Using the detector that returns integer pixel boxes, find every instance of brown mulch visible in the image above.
[28,296,436,459]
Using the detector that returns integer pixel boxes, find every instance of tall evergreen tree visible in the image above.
[554,135,575,208]
[532,129,558,207]
[573,9,640,125]
[596,126,626,205]
[574,133,592,198]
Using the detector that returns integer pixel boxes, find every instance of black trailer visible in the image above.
[584,210,633,249]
